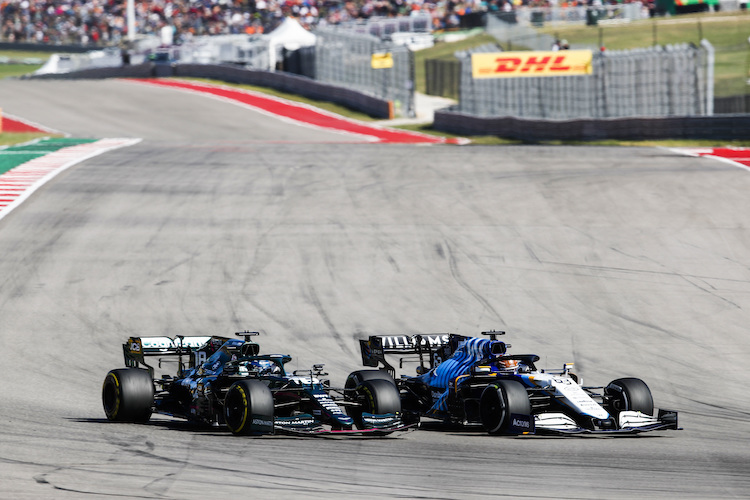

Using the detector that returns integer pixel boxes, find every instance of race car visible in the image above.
[102,331,407,436]
[357,330,680,435]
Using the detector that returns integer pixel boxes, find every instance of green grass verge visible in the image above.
[0,50,51,59]
[0,137,95,175]
[0,50,48,78]
[414,31,500,94]
[414,13,750,97]
[0,63,42,79]
[537,12,750,97]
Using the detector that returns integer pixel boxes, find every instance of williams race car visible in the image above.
[102,331,408,436]
[357,331,680,435]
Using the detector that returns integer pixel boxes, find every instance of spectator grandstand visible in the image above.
[0,0,508,46]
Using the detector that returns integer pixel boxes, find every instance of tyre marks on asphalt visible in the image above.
[0,138,142,221]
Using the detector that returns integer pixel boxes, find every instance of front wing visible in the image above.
[274,412,414,436]
[534,409,681,435]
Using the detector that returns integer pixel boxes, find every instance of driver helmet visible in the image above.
[497,358,519,370]
[251,359,281,375]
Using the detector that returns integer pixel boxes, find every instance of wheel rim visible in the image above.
[102,375,120,419]
[481,386,506,433]
[225,386,248,432]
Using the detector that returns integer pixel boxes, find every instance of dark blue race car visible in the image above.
[358,330,680,435]
[102,331,408,436]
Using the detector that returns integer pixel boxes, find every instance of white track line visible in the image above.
[1,112,68,136]
[668,147,750,171]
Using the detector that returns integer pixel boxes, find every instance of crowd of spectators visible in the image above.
[0,0,512,46]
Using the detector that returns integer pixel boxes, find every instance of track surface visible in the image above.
[1,79,749,499]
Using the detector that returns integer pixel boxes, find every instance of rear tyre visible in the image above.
[102,368,154,423]
[348,379,402,430]
[605,377,654,419]
[224,380,274,435]
[480,379,531,435]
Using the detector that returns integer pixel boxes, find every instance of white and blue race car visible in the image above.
[357,331,680,435]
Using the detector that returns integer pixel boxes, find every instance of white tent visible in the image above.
[266,17,316,68]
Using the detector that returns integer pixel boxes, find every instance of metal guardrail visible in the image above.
[323,14,432,38]
[516,4,647,28]
[485,13,556,51]
[315,27,415,117]
[178,35,271,69]
[25,62,393,119]
[433,110,750,141]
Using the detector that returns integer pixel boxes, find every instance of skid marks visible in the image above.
[443,239,506,326]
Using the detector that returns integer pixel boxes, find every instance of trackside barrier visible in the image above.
[26,63,155,79]
[0,41,92,53]
[24,63,392,119]
[315,28,415,118]
[172,64,392,119]
[715,95,750,114]
[457,42,713,120]
[433,110,750,141]
[327,14,432,38]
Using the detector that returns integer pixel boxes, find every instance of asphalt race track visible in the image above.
[1,79,749,499]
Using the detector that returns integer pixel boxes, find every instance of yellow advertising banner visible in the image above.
[471,50,593,79]
[371,52,394,69]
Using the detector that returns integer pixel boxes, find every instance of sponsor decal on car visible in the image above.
[128,338,142,354]
[249,413,274,431]
[512,418,530,429]
[276,415,318,427]
[380,335,450,349]
[362,413,400,427]
[509,413,534,434]
[314,392,346,415]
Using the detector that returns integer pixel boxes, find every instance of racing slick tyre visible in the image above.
[345,370,397,392]
[224,380,274,436]
[348,379,402,431]
[479,380,531,435]
[102,368,154,423]
[604,377,654,419]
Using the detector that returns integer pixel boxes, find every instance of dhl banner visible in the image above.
[371,52,394,69]
[471,50,593,79]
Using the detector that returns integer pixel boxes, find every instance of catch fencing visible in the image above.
[485,12,556,52]
[455,41,714,119]
[324,14,432,39]
[315,27,415,118]
[178,34,270,69]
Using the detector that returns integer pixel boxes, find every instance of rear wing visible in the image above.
[124,335,226,377]
[359,331,509,377]
[358,334,459,378]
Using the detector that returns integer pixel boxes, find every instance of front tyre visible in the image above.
[345,370,396,392]
[348,379,401,430]
[224,380,274,436]
[102,368,154,423]
[480,380,531,435]
[604,377,654,419]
